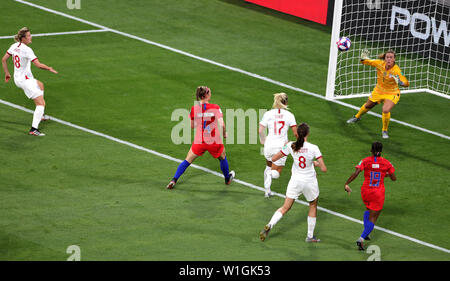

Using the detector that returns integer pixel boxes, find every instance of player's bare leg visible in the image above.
[278,197,295,215]
[271,164,283,175]
[185,148,200,163]
[305,197,320,242]
[369,209,382,224]
[36,80,44,92]
[260,197,295,241]
[33,94,45,107]
[364,100,377,110]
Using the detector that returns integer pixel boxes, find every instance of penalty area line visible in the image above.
[0,98,449,255]
[0,29,109,40]
[12,0,450,141]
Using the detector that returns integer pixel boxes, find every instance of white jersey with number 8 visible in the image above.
[7,42,37,84]
[281,141,322,179]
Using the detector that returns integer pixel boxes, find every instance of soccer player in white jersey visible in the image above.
[259,93,298,198]
[259,123,327,243]
[2,27,58,136]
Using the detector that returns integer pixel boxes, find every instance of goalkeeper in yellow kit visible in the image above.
[347,49,409,139]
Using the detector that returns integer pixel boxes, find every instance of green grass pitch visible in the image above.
[0,0,449,261]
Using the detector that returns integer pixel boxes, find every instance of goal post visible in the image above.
[326,0,450,100]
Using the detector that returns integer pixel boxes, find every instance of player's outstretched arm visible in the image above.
[32,59,57,74]
[388,172,397,181]
[2,52,11,82]
[218,117,227,139]
[271,151,284,163]
[259,124,266,145]
[291,125,299,139]
[314,158,327,173]
[344,168,362,194]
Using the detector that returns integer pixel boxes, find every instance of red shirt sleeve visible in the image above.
[190,106,194,120]
[387,161,395,174]
[355,159,365,170]
[215,105,223,119]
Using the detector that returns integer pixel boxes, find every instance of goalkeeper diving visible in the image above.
[347,49,409,139]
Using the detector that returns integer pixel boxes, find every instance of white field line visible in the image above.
[1,98,449,255]
[13,0,450,141]
[0,29,109,40]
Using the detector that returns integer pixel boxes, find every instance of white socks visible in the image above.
[264,167,281,193]
[264,166,272,191]
[267,214,317,239]
[32,105,45,129]
[270,170,280,179]
[268,211,283,228]
[307,216,317,238]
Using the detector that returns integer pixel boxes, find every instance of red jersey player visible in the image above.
[167,86,235,189]
[344,141,396,250]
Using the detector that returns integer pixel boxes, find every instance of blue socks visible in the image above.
[361,210,375,239]
[364,210,370,223]
[173,158,230,183]
[220,157,230,181]
[173,160,191,181]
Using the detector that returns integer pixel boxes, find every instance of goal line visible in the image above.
[334,89,450,100]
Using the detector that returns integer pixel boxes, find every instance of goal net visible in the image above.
[326,0,450,100]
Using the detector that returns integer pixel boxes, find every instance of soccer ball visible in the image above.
[337,37,351,51]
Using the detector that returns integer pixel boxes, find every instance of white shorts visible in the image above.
[16,78,43,100]
[264,145,287,166]
[285,176,319,202]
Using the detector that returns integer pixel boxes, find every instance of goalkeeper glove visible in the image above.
[360,49,370,60]
[391,74,405,86]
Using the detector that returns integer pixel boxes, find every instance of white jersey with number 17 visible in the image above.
[7,42,37,84]
[259,108,296,148]
[281,141,322,179]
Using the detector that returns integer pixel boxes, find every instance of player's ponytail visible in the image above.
[272,93,288,110]
[196,86,210,101]
[292,123,309,152]
[371,141,383,157]
[14,27,30,42]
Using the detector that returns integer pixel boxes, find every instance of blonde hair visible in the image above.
[14,27,30,42]
[272,92,288,109]
[378,49,396,60]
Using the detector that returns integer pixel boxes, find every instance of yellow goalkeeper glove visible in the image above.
[360,49,370,60]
